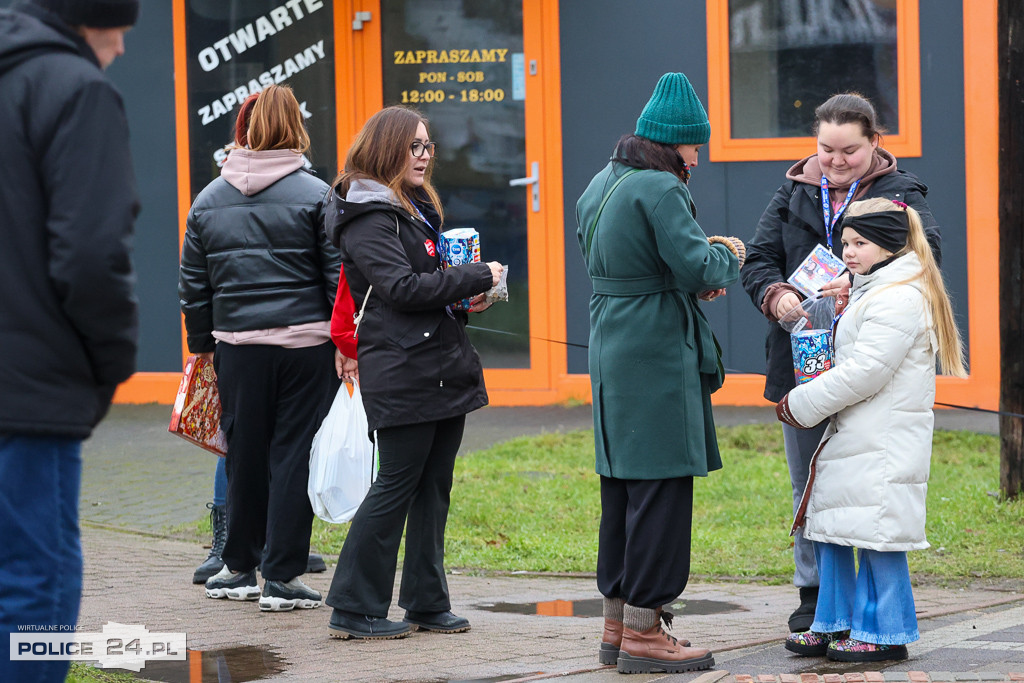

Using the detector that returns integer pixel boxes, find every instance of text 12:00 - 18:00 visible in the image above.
[400,89,506,104]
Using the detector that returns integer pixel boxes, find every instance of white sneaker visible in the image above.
[204,566,260,601]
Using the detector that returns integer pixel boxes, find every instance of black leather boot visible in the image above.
[192,502,227,584]
[788,586,818,632]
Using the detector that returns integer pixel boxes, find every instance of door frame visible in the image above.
[335,0,573,404]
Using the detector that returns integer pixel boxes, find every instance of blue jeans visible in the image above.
[0,435,83,683]
[214,455,227,507]
[811,542,919,645]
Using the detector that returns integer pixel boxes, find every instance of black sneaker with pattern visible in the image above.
[258,577,323,611]
[784,629,850,657]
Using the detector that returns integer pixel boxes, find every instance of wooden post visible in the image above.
[999,0,1024,499]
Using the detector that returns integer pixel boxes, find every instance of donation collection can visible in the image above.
[791,329,832,384]
[440,228,481,311]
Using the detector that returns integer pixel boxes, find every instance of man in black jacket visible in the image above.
[0,1,139,680]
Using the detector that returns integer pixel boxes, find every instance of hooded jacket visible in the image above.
[785,252,936,551]
[741,151,941,402]
[0,5,139,438]
[178,148,340,353]
[325,178,492,432]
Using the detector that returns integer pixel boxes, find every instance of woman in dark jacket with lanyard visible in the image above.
[178,84,340,612]
[323,105,503,641]
[576,72,744,674]
[741,93,941,634]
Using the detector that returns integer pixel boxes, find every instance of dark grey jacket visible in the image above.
[0,5,139,438]
[741,169,940,402]
[325,179,492,431]
[179,164,340,353]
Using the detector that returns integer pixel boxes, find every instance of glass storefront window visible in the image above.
[706,0,920,161]
[380,0,530,369]
[183,0,337,198]
[728,0,899,139]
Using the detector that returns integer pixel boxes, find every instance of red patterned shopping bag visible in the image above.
[168,355,227,456]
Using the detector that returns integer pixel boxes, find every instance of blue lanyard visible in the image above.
[411,201,457,318]
[411,201,440,241]
[820,176,860,251]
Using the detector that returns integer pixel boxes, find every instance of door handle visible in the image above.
[509,161,540,212]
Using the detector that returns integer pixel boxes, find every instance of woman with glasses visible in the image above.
[323,105,503,640]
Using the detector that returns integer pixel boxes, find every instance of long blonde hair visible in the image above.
[844,198,967,377]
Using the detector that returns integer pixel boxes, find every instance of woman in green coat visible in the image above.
[576,72,744,675]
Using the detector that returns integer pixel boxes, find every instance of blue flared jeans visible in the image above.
[810,542,919,645]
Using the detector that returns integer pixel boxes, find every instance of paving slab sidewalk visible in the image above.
[77,526,1023,683]
[72,403,1014,682]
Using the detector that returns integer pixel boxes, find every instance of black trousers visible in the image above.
[597,476,694,609]
[326,414,465,618]
[215,341,336,581]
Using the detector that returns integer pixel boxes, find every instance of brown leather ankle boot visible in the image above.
[617,610,714,674]
[599,617,622,664]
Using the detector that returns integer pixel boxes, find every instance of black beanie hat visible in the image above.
[32,0,140,28]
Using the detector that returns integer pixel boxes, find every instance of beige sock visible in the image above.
[623,604,658,632]
[603,597,624,621]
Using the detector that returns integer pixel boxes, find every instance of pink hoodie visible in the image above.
[212,147,330,349]
[220,148,304,196]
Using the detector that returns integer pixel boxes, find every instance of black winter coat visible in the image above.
[179,167,340,353]
[325,180,492,431]
[0,5,139,438]
[741,169,940,402]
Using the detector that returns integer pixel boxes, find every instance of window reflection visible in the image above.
[728,0,899,139]
[381,0,530,369]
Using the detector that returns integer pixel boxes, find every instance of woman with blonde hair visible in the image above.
[775,197,965,662]
[179,83,340,612]
[322,105,502,640]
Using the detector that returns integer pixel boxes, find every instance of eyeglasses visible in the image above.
[410,141,436,158]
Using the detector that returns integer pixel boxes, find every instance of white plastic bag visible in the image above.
[308,381,376,523]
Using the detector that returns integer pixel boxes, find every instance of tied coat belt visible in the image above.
[590,272,723,385]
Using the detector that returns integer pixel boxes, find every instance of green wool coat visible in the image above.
[576,162,739,480]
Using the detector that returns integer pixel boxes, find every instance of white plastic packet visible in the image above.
[308,381,377,524]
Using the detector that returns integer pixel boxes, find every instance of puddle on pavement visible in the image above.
[109,645,286,682]
[476,598,746,617]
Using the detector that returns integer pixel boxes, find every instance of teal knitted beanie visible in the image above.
[635,73,711,145]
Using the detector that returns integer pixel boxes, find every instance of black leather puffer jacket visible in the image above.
[179,156,340,353]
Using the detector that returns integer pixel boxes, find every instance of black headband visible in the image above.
[841,210,909,253]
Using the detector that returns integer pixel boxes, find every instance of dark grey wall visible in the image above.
[559,1,970,381]
[4,1,970,383]
[107,2,182,372]
[0,1,182,372]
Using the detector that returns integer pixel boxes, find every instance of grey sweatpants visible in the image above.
[783,420,828,588]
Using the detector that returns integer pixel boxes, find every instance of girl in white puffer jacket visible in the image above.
[775,197,967,663]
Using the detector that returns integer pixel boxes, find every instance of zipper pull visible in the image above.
[439,380,444,388]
